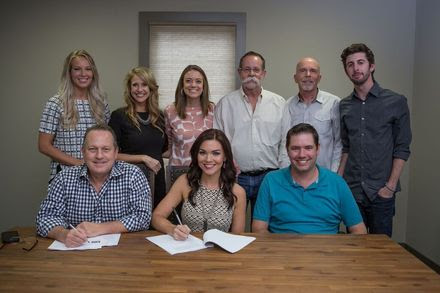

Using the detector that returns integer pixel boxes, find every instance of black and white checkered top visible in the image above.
[39,95,110,180]
[36,161,152,237]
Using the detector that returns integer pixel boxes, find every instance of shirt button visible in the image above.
[361,117,365,120]
[362,102,366,105]
[361,133,365,136]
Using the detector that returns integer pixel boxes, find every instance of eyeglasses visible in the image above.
[22,237,38,252]
[239,67,262,74]
[0,236,38,251]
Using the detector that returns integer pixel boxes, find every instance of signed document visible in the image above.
[146,229,255,255]
[48,234,121,251]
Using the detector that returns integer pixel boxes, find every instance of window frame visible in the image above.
[139,11,246,88]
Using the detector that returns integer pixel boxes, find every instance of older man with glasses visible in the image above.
[214,51,285,223]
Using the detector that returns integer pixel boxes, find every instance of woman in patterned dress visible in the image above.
[38,49,110,181]
[164,65,214,168]
[152,129,246,240]
[109,67,168,208]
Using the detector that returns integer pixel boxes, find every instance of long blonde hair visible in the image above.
[58,49,107,128]
[123,67,163,133]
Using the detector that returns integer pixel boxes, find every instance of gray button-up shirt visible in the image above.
[280,90,342,172]
[340,82,412,200]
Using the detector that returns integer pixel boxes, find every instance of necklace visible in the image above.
[137,112,150,125]
[199,185,222,232]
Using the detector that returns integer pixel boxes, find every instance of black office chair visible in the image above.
[165,165,189,192]
[165,165,189,224]
[134,164,155,204]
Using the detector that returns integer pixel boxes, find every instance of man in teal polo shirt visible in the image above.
[252,123,366,234]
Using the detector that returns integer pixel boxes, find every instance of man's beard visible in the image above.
[350,71,371,86]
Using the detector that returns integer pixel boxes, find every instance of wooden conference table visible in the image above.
[1,228,439,292]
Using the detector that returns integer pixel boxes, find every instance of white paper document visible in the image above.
[202,229,256,253]
[146,234,208,255]
[146,229,255,255]
[48,233,121,251]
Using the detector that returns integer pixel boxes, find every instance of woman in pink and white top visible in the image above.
[165,65,214,167]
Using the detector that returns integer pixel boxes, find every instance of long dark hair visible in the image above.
[174,65,213,119]
[187,129,236,208]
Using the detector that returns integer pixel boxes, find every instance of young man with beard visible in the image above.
[214,51,285,219]
[252,123,366,234]
[338,43,412,237]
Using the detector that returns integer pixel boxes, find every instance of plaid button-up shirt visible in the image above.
[36,161,152,237]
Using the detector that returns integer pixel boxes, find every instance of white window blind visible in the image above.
[149,25,236,109]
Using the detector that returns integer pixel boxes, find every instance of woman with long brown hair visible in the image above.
[152,129,246,240]
[164,65,214,168]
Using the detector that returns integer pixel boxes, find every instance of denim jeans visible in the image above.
[354,189,396,237]
[237,172,269,221]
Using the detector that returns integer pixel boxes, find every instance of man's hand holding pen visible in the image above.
[65,224,88,248]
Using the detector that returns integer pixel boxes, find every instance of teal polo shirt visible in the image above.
[253,165,362,234]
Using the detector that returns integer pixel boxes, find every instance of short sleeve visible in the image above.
[39,96,62,134]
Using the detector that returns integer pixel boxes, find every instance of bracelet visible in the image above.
[384,184,396,193]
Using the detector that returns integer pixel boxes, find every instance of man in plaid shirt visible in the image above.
[36,124,152,247]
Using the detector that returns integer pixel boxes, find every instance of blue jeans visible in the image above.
[354,189,395,237]
[237,172,269,220]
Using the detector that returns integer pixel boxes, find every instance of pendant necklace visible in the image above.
[137,112,150,125]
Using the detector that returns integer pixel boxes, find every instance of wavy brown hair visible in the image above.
[123,67,164,133]
[59,49,107,128]
[187,129,237,209]
[174,65,213,119]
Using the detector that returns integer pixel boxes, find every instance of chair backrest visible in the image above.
[134,164,155,204]
[166,166,189,192]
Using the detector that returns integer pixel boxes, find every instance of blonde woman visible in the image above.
[109,67,167,207]
[38,49,110,180]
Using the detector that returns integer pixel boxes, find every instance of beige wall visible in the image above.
[0,0,427,253]
[407,0,440,265]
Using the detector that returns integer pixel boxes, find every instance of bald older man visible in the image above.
[280,57,342,172]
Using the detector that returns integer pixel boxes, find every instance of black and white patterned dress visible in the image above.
[39,95,110,180]
[181,185,233,232]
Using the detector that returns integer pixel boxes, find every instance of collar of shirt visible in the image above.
[282,165,321,189]
[351,82,381,100]
[79,161,123,181]
[240,86,263,103]
[296,89,324,105]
